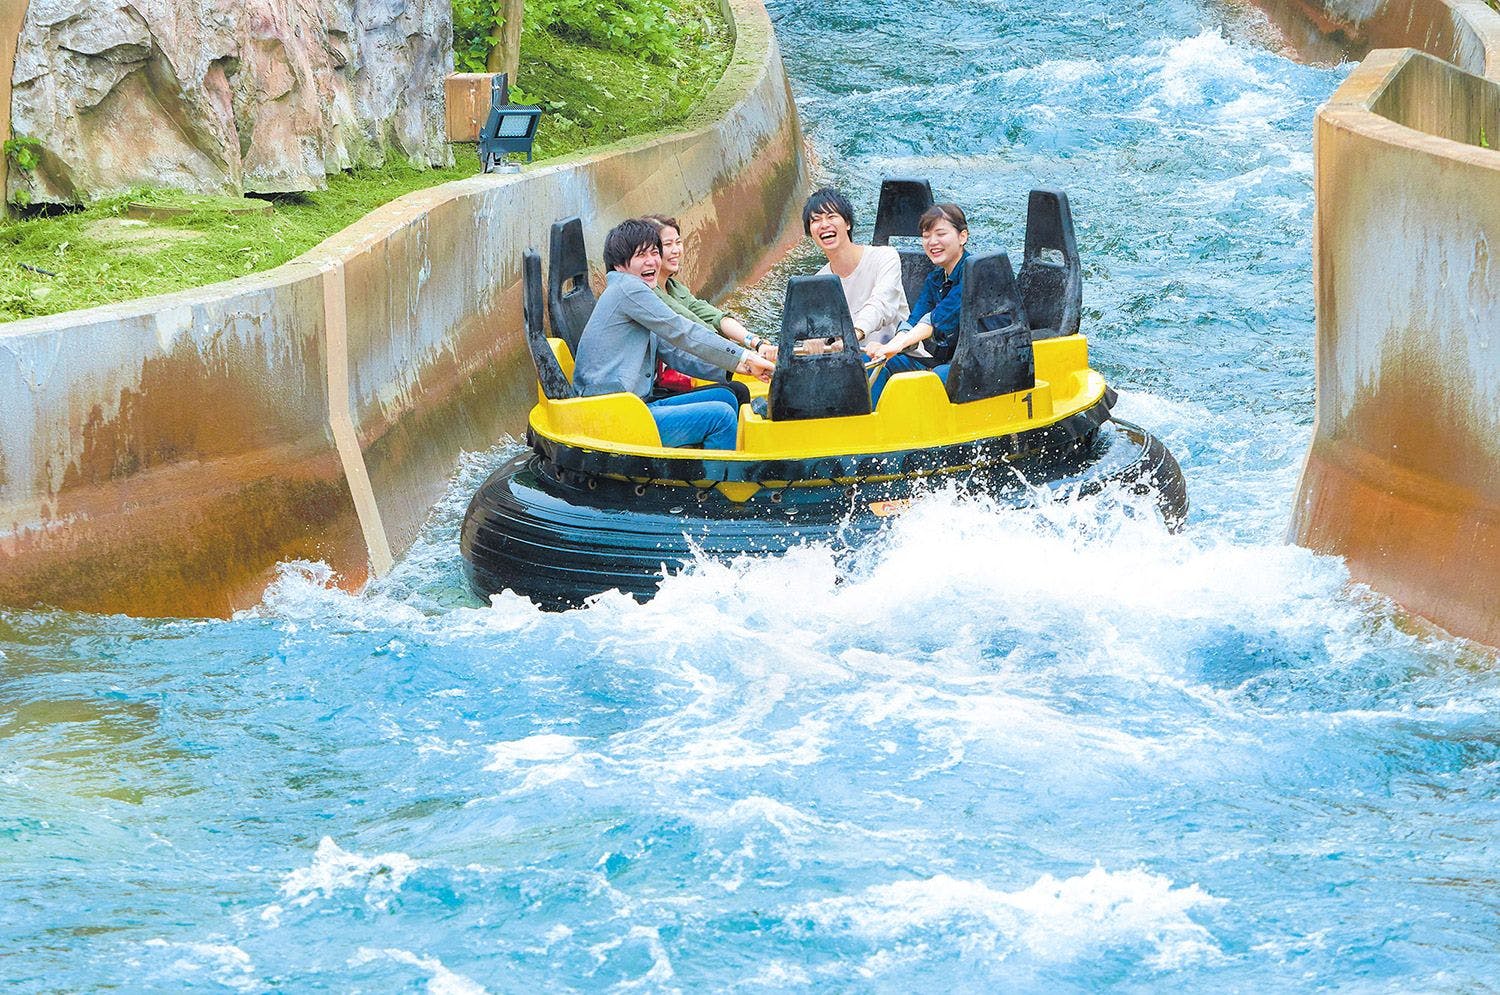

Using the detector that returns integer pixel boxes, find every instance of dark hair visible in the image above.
[801,187,855,235]
[603,218,663,271]
[642,213,681,234]
[918,203,968,235]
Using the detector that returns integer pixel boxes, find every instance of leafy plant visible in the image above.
[454,0,716,73]
[4,135,42,173]
[5,135,42,208]
[452,0,502,73]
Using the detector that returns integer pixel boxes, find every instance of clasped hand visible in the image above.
[737,351,775,383]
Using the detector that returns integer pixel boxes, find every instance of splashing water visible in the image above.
[5,1,1500,990]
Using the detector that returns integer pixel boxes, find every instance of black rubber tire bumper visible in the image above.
[461,418,1186,609]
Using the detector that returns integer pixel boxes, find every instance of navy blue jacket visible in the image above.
[907,250,967,366]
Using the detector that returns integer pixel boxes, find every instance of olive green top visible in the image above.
[655,276,725,331]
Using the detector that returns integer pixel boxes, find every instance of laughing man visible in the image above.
[571,218,775,451]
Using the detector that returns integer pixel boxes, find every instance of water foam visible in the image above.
[349,948,489,995]
[279,837,419,912]
[141,939,262,992]
[794,867,1224,969]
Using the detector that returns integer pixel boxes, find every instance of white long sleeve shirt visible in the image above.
[817,245,909,345]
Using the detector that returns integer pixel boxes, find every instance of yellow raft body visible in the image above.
[529,334,1106,499]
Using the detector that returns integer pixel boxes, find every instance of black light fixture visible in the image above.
[478,74,542,172]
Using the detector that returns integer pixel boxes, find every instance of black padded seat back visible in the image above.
[897,251,936,312]
[871,178,934,246]
[1017,187,1081,340]
[945,251,1036,405]
[872,178,937,304]
[547,216,595,353]
[769,273,872,421]
[523,248,575,400]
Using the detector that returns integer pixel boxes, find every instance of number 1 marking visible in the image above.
[1022,391,1033,418]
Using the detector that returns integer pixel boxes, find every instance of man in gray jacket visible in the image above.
[572,219,774,450]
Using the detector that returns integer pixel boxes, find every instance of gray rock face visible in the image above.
[9,0,452,204]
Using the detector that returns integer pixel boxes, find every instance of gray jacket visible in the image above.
[572,272,745,398]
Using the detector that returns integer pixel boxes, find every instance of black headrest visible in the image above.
[768,274,872,421]
[523,249,575,400]
[1024,187,1078,263]
[547,217,595,353]
[871,178,935,246]
[897,250,936,310]
[1018,187,1081,339]
[945,251,1035,405]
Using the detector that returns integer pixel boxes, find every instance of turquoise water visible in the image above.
[6,2,1500,990]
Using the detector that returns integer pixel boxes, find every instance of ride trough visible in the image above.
[461,180,1187,609]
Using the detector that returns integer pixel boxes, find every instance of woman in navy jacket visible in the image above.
[866,203,970,406]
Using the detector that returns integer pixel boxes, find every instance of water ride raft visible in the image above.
[462,183,1187,609]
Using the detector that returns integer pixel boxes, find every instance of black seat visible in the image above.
[1017,188,1081,340]
[768,274,872,421]
[945,251,1035,405]
[546,217,595,354]
[871,177,936,306]
[523,248,575,400]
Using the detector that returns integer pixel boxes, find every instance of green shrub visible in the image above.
[4,135,42,172]
[452,0,499,72]
[5,135,42,208]
[454,0,708,72]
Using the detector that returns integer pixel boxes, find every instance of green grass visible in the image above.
[513,0,733,156]
[0,164,475,321]
[0,2,732,323]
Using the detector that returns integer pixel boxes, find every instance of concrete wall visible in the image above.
[1293,45,1500,644]
[0,0,808,617]
[1251,0,1500,74]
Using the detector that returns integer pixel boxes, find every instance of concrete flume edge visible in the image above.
[1250,0,1500,74]
[1278,0,1500,645]
[0,0,809,617]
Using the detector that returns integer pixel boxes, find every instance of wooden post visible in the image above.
[1,0,32,218]
[485,0,523,83]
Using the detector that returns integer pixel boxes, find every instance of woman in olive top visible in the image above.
[644,215,776,360]
[644,214,769,403]
[866,203,970,406]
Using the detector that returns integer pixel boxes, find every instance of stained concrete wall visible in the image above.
[1293,46,1500,644]
[1252,0,1500,73]
[0,0,807,617]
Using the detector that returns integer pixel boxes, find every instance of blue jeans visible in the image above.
[870,354,950,407]
[647,385,740,449]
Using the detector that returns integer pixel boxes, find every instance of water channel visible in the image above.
[5,0,1499,989]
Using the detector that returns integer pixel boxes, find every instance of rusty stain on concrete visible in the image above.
[1291,41,1500,646]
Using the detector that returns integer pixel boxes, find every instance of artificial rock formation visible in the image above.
[8,0,452,205]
